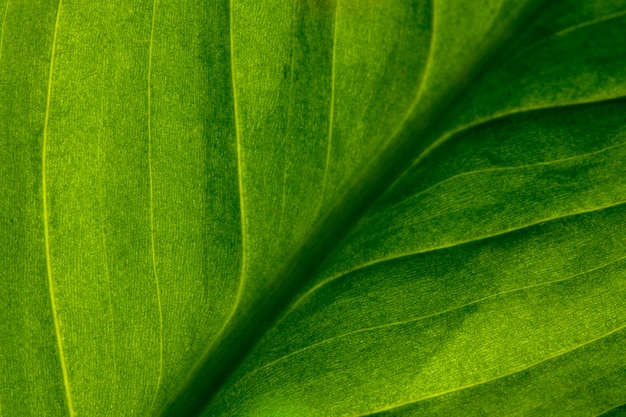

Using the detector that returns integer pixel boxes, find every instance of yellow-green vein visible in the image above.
[503,8,626,68]
[164,6,248,408]
[383,140,626,225]
[231,0,246,327]
[0,0,10,63]
[412,9,626,172]
[213,0,247,342]
[399,0,436,129]
[339,0,435,211]
[314,0,339,219]
[147,0,164,406]
[42,1,74,415]
[412,94,626,171]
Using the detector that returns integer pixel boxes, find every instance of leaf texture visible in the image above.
[203,1,626,416]
[0,0,625,416]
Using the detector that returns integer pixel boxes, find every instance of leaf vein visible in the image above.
[375,0,436,161]
[314,0,339,218]
[147,0,164,406]
[42,1,74,415]
[594,401,626,417]
[0,0,10,64]
[504,8,626,68]
[213,0,248,344]
[230,0,246,334]
[413,96,626,170]
[166,5,249,408]
[386,139,626,218]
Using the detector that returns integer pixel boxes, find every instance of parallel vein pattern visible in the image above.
[242,253,626,384]
[5,1,626,416]
[292,197,626,314]
[203,3,626,415]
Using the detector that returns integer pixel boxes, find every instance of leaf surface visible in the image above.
[0,0,625,416]
[204,0,626,415]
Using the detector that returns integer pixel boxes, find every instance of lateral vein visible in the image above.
[169,2,248,401]
[414,0,435,109]
[388,140,626,215]
[231,0,246,327]
[314,0,339,219]
[219,0,247,339]
[147,0,164,406]
[0,0,10,63]
[413,93,626,171]
[594,401,626,417]
[503,8,626,68]
[42,1,74,415]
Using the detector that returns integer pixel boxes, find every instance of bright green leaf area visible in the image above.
[2,0,626,416]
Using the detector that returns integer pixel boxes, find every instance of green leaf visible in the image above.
[1,0,626,416]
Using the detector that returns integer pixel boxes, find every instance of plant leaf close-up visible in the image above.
[2,0,626,416]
